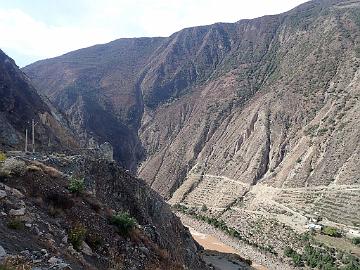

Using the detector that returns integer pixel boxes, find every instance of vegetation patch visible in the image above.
[110,212,137,237]
[68,224,87,251]
[284,247,303,267]
[0,152,6,162]
[68,177,85,195]
[7,218,24,230]
[322,226,341,237]
[351,237,360,246]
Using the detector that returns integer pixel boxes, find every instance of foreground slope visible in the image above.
[24,0,360,230]
[0,154,209,269]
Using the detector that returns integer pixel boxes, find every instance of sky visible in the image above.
[0,0,308,67]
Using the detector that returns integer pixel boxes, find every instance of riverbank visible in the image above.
[178,213,295,270]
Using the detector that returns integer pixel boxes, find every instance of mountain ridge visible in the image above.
[23,0,360,229]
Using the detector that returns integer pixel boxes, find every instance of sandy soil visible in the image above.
[189,227,239,254]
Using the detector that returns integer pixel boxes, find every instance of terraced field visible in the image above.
[172,173,360,233]
[170,174,250,208]
[274,185,360,227]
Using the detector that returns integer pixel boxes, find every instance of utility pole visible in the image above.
[25,129,28,153]
[32,119,35,154]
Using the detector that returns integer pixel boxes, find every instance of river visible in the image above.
[187,225,267,270]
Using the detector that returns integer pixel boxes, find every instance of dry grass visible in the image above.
[26,165,42,172]
[0,255,32,270]
[31,161,63,178]
[0,158,26,176]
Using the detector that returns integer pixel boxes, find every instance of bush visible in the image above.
[0,152,6,162]
[284,247,304,267]
[351,237,360,246]
[68,177,85,195]
[303,244,336,268]
[284,247,295,257]
[7,218,24,230]
[201,204,208,212]
[68,224,87,250]
[110,212,137,236]
[322,226,341,237]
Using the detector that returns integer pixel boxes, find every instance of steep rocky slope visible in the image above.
[0,50,77,153]
[0,154,209,269]
[24,0,360,229]
[24,38,165,170]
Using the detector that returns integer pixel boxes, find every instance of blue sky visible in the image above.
[0,0,308,67]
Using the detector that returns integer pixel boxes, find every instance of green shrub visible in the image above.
[284,247,295,257]
[201,204,208,212]
[351,237,360,246]
[68,177,85,195]
[68,224,87,250]
[342,257,360,270]
[0,152,6,162]
[7,218,24,230]
[284,247,303,267]
[110,212,137,236]
[322,226,341,237]
[303,244,336,268]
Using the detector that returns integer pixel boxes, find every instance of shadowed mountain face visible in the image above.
[0,50,76,152]
[24,38,165,170]
[24,0,360,220]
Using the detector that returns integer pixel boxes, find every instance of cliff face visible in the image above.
[0,154,208,269]
[24,0,360,226]
[0,50,77,152]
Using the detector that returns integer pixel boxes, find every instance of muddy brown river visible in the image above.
[187,226,267,270]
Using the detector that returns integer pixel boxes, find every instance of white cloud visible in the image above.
[0,8,117,61]
[0,0,308,66]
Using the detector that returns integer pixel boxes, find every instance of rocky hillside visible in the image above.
[0,50,77,153]
[24,0,360,228]
[0,154,209,269]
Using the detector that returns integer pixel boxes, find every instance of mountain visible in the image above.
[0,51,210,269]
[24,0,360,236]
[23,38,164,170]
[0,50,77,152]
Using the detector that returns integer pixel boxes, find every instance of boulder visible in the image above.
[9,207,26,216]
[81,242,93,256]
[0,190,6,199]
